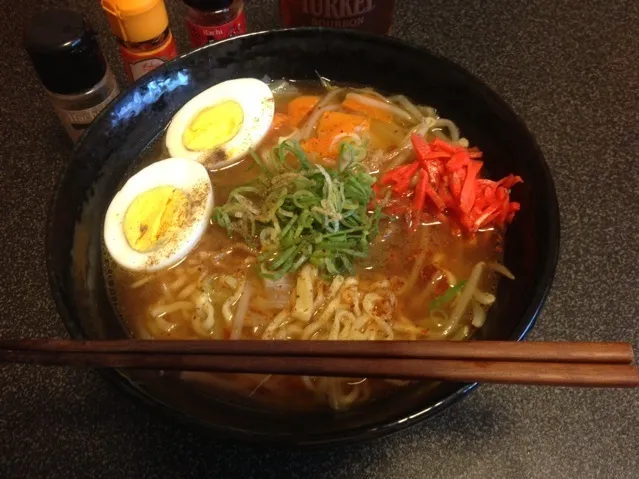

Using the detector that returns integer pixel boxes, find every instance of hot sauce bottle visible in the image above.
[279,0,396,34]
[183,0,247,48]
[101,0,179,82]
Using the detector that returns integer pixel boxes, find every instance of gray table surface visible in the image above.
[1,0,637,477]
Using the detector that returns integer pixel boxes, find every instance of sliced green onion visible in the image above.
[429,280,468,310]
[211,139,380,279]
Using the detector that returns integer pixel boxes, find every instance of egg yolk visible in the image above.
[182,101,244,151]
[123,186,189,252]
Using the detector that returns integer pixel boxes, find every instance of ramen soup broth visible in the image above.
[107,81,514,411]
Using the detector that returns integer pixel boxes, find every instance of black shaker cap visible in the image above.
[183,0,234,12]
[24,9,107,95]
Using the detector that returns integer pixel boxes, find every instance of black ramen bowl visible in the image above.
[46,28,559,446]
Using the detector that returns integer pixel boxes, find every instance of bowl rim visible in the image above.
[46,27,560,447]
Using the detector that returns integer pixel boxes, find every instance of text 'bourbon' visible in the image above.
[279,0,396,34]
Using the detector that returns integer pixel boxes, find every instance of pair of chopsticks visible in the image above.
[1,339,638,387]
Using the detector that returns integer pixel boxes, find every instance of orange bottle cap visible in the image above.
[101,0,169,43]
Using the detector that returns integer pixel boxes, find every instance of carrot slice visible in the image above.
[498,174,524,189]
[411,134,431,162]
[474,204,501,229]
[446,150,470,172]
[459,161,483,213]
[473,196,487,210]
[476,178,497,188]
[301,111,369,158]
[392,163,421,194]
[287,96,320,127]
[425,183,446,212]
[422,151,451,160]
[483,185,496,204]
[467,148,483,159]
[380,161,419,185]
[380,162,420,195]
[450,171,462,200]
[431,137,458,154]
[439,186,454,208]
[413,169,428,213]
[424,159,442,187]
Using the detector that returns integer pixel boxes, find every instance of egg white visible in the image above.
[104,158,214,272]
[165,78,275,170]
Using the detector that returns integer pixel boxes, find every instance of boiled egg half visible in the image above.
[104,158,214,272]
[166,78,274,170]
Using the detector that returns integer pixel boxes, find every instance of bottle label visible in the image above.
[53,84,120,141]
[120,35,179,82]
[279,0,395,33]
[186,11,247,48]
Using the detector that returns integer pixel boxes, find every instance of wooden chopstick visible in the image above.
[1,340,638,388]
[1,339,635,363]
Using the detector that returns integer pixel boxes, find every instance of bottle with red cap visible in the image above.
[183,0,247,48]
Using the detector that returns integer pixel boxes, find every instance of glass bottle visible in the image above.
[183,0,247,48]
[279,0,396,34]
[24,9,120,142]
[101,0,179,82]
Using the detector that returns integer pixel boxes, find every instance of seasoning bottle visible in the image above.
[101,0,178,82]
[183,0,247,48]
[24,9,120,142]
[279,0,396,34]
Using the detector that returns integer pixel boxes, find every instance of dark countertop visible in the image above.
[1,0,637,477]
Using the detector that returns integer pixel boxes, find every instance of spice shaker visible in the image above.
[101,0,178,82]
[279,0,396,34]
[24,9,120,142]
[183,0,247,48]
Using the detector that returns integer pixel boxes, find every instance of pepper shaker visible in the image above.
[24,9,120,142]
